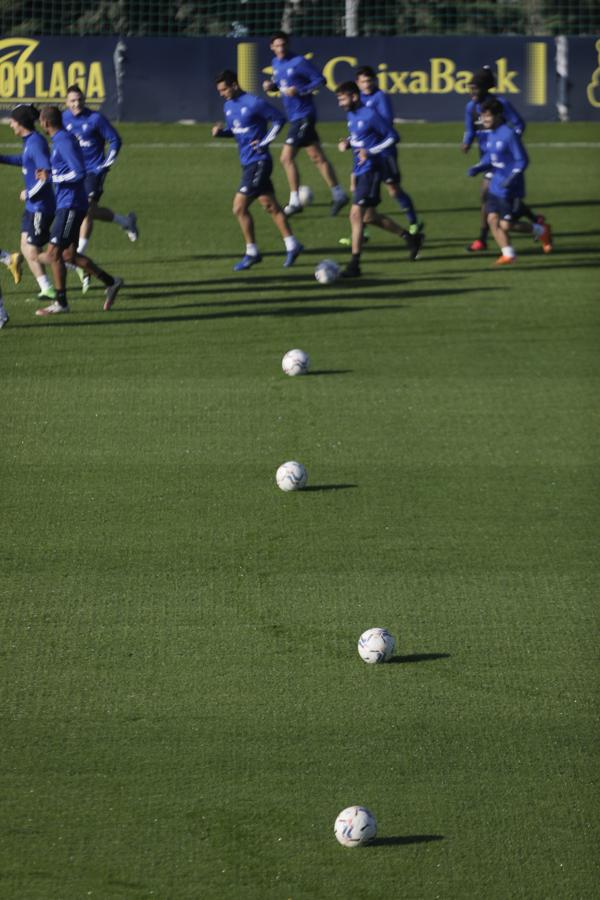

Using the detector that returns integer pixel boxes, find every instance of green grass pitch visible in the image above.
[1,121,599,899]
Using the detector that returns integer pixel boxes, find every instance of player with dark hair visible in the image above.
[336,81,423,278]
[262,31,348,217]
[462,66,543,252]
[467,98,552,265]
[34,105,123,316]
[63,84,137,291]
[0,104,57,300]
[356,66,423,233]
[212,69,303,271]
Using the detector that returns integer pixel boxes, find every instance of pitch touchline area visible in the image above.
[2,141,599,149]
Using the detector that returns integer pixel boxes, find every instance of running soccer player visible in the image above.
[467,98,552,266]
[63,84,137,290]
[212,69,303,271]
[262,31,348,217]
[462,66,543,252]
[357,66,423,233]
[34,105,123,316]
[0,104,57,301]
[336,81,423,278]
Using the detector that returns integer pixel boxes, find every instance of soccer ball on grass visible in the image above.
[298,184,314,207]
[357,627,396,663]
[276,461,308,492]
[315,259,340,284]
[334,806,377,847]
[281,348,310,376]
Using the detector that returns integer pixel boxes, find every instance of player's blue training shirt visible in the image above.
[270,53,325,121]
[62,107,122,174]
[218,92,286,166]
[49,128,89,210]
[463,96,525,153]
[0,130,55,215]
[345,105,398,175]
[469,123,528,199]
[360,88,400,156]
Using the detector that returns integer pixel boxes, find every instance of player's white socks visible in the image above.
[113,213,128,228]
[332,185,346,200]
[36,275,52,291]
[77,238,88,254]
[0,249,11,266]
[502,246,516,259]
[289,191,300,207]
[246,243,259,257]
[284,236,299,251]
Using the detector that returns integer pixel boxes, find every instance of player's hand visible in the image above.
[262,79,276,92]
[358,149,369,162]
[19,189,26,202]
[35,168,48,181]
[211,122,224,137]
[338,138,349,152]
[461,143,470,153]
[281,86,297,97]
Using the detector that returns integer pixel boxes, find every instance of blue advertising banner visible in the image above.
[0,34,598,122]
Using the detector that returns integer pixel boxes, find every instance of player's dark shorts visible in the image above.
[49,208,86,248]
[21,210,53,247]
[379,149,401,185]
[237,157,274,199]
[285,116,320,148]
[485,193,522,222]
[84,170,107,201]
[353,169,382,208]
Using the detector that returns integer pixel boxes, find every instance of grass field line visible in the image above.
[2,141,599,150]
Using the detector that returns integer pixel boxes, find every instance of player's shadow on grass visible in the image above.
[302,484,357,491]
[370,834,444,847]
[422,199,600,214]
[388,652,450,664]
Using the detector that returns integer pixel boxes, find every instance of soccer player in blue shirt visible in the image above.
[467,99,552,265]
[262,31,348,217]
[213,69,303,271]
[34,106,123,316]
[356,66,423,234]
[336,82,423,278]
[0,104,57,300]
[63,85,137,290]
[462,67,543,252]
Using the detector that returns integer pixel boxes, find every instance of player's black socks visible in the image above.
[479,227,489,241]
[95,269,114,288]
[57,290,68,309]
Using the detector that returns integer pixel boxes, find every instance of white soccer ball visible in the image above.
[298,184,314,207]
[282,348,310,376]
[315,259,340,285]
[334,806,377,847]
[275,460,308,492]
[357,627,396,664]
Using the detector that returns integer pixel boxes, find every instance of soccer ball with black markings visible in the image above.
[357,628,396,664]
[282,348,310,376]
[315,259,340,285]
[334,806,377,847]
[275,461,308,492]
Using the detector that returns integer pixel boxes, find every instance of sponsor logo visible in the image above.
[0,38,106,110]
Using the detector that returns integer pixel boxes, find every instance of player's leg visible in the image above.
[70,247,123,311]
[232,188,262,271]
[341,204,365,277]
[513,200,553,252]
[21,212,56,299]
[382,151,422,233]
[257,190,303,268]
[303,140,348,215]
[366,209,423,261]
[280,142,302,215]
[0,276,7,328]
[0,246,22,285]
[36,241,68,313]
[468,177,491,252]
[487,204,516,265]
